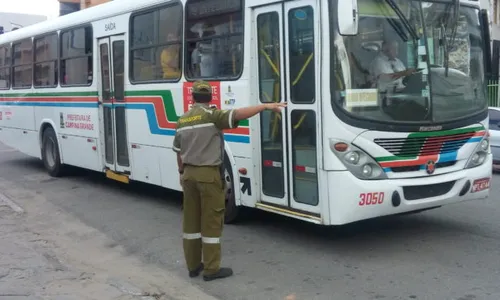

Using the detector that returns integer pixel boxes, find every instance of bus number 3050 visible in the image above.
[359,192,385,206]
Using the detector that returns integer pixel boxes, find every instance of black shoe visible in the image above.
[203,267,233,281]
[189,263,204,278]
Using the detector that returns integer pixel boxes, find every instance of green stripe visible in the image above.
[0,89,250,127]
[376,126,485,162]
[376,156,416,162]
[125,90,249,127]
[125,90,179,123]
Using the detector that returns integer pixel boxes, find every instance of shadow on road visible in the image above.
[3,156,485,253]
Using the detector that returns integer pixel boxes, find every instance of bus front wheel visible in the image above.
[41,127,64,177]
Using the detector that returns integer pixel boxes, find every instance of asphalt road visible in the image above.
[1,142,500,300]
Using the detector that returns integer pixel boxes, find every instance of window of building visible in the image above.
[34,33,58,87]
[12,38,33,88]
[130,3,183,82]
[60,25,93,86]
[0,45,10,89]
[185,0,244,80]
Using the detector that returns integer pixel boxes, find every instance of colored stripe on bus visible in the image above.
[377,127,486,172]
[0,91,250,143]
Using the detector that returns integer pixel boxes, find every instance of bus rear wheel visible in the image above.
[224,155,241,224]
[41,127,64,177]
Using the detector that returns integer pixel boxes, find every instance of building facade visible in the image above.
[58,0,112,16]
[0,12,47,34]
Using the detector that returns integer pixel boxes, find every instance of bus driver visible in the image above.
[369,39,416,93]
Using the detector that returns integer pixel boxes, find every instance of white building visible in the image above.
[0,12,47,34]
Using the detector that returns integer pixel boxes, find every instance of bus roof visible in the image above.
[0,0,181,45]
[0,0,483,46]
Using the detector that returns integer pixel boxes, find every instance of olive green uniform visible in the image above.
[172,88,239,276]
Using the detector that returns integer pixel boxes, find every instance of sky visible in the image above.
[0,0,60,19]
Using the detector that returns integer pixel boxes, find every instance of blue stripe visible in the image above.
[0,101,249,143]
[437,151,457,163]
[0,101,98,108]
[125,103,250,143]
[126,103,175,136]
[466,137,482,143]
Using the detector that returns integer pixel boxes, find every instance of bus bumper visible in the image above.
[327,154,492,225]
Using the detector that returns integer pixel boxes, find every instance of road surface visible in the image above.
[1,142,499,300]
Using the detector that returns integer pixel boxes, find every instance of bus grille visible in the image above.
[373,132,476,157]
[403,181,456,200]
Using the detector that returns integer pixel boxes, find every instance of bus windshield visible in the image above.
[331,0,487,126]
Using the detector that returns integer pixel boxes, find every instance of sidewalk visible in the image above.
[0,178,219,300]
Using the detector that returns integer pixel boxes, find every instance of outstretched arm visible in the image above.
[233,102,287,121]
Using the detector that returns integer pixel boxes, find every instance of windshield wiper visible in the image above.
[384,0,420,42]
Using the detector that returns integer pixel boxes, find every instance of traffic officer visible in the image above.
[172,80,286,281]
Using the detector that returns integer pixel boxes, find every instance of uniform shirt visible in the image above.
[172,103,239,166]
[369,53,406,92]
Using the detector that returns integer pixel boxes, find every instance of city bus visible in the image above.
[0,0,493,226]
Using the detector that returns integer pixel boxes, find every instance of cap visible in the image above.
[192,80,212,94]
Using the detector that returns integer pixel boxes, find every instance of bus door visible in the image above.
[253,0,321,216]
[97,35,130,175]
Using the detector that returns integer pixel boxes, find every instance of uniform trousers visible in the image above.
[181,165,225,276]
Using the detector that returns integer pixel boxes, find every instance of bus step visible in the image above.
[105,170,130,184]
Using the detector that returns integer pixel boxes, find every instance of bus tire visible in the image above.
[223,154,241,224]
[41,126,64,177]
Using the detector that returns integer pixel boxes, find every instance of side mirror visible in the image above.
[338,0,359,36]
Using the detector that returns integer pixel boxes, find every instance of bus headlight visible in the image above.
[465,134,490,169]
[329,139,387,180]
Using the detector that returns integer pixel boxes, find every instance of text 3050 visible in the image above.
[359,192,384,206]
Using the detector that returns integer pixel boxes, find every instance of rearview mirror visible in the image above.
[338,0,359,36]
[479,9,492,79]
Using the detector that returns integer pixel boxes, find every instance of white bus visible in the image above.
[0,0,493,225]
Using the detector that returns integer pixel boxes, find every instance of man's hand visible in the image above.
[404,68,417,76]
[264,102,287,113]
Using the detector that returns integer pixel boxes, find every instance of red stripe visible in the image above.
[124,97,250,134]
[0,97,97,102]
[295,166,306,172]
[126,96,176,129]
[379,154,439,168]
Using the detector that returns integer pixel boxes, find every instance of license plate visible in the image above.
[471,178,490,193]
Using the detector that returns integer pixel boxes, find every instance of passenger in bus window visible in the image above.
[190,42,201,77]
[199,24,217,78]
[160,33,181,79]
[369,39,416,92]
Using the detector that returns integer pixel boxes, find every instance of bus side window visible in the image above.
[60,25,93,86]
[0,45,10,89]
[184,0,244,80]
[130,3,182,83]
[12,38,33,89]
[34,33,58,88]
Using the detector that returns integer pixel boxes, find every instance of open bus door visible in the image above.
[97,35,131,181]
[253,0,322,221]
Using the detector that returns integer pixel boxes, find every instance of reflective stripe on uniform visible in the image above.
[176,123,215,133]
[229,109,235,129]
[183,232,202,239]
[173,146,180,152]
[202,236,220,244]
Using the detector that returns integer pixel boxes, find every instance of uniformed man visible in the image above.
[173,80,286,281]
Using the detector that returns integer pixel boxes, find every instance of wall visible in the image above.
[80,0,112,9]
